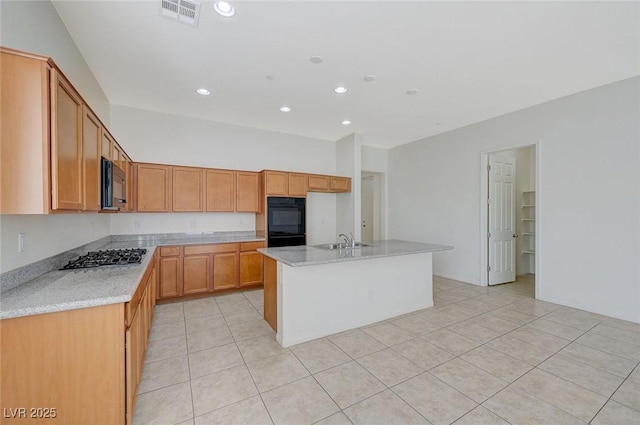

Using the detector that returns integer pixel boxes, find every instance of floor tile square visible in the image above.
[612,379,640,411]
[415,309,462,327]
[487,334,556,365]
[261,376,339,425]
[188,342,244,379]
[138,355,190,394]
[357,348,422,386]
[523,318,585,340]
[430,358,507,403]
[153,302,185,325]
[471,313,521,334]
[537,354,624,397]
[329,330,386,358]
[187,326,234,353]
[392,372,477,425]
[447,321,503,344]
[591,400,640,425]
[291,338,351,373]
[149,320,186,342]
[483,386,585,425]
[246,351,309,392]
[133,381,193,425]
[145,335,188,363]
[185,314,227,335]
[222,307,263,325]
[190,364,258,416]
[344,390,430,425]
[507,326,571,351]
[183,297,221,320]
[423,328,480,356]
[511,368,607,422]
[390,313,441,335]
[452,406,510,425]
[559,342,637,378]
[391,338,454,370]
[236,335,288,363]
[362,322,415,346]
[576,331,640,361]
[315,361,386,409]
[193,395,272,425]
[313,412,353,425]
[228,319,274,342]
[543,307,604,331]
[590,323,640,346]
[460,345,532,382]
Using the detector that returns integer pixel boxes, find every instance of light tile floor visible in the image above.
[134,275,640,425]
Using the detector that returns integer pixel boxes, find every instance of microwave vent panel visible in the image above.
[161,0,201,27]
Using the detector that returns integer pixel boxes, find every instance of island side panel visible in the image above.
[277,252,433,347]
[263,255,277,332]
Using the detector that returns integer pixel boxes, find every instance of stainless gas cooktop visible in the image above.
[60,248,147,270]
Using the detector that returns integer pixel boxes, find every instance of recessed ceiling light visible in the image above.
[213,1,235,17]
[310,55,324,64]
[334,86,347,94]
[363,75,377,82]
[406,88,419,95]
[279,106,291,112]
[196,88,210,96]
[341,120,352,126]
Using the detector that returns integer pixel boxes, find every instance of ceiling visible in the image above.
[52,1,639,148]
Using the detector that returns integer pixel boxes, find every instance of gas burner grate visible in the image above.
[60,248,147,270]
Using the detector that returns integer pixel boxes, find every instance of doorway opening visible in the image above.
[361,171,385,243]
[481,144,537,291]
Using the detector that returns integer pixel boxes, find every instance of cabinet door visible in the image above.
[288,173,307,197]
[239,251,264,287]
[213,252,238,290]
[172,166,204,212]
[307,174,330,192]
[183,255,212,295]
[206,169,235,212]
[101,130,112,160]
[124,158,134,212]
[330,176,351,192]
[112,143,124,171]
[51,70,84,210]
[236,172,259,212]
[136,164,171,212]
[159,256,181,298]
[82,106,102,211]
[265,171,288,195]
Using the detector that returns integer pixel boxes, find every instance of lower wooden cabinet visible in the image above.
[157,241,265,300]
[0,254,157,425]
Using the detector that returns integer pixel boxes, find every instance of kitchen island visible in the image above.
[259,240,453,347]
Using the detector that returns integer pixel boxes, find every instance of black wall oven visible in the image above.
[267,197,306,247]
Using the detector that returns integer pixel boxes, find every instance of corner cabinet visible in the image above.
[0,254,157,425]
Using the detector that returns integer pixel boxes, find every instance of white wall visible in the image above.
[0,0,110,124]
[388,76,640,323]
[0,0,113,273]
[109,105,338,240]
[335,133,362,240]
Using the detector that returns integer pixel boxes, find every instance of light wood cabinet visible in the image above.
[236,171,260,212]
[288,173,307,197]
[123,157,134,212]
[172,166,204,212]
[136,163,171,212]
[82,106,102,211]
[307,174,331,192]
[183,255,211,294]
[213,252,238,291]
[101,130,112,160]
[240,242,265,287]
[1,258,157,425]
[264,256,277,332]
[206,169,235,212]
[159,253,181,299]
[51,69,84,210]
[330,176,351,192]
[265,170,289,195]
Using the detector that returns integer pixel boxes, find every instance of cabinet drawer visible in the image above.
[160,246,181,257]
[184,244,216,255]
[241,241,265,252]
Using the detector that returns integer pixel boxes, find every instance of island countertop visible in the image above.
[258,239,453,267]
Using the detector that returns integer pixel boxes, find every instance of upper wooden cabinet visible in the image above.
[136,163,171,212]
[206,169,235,212]
[51,69,84,211]
[172,166,204,212]
[330,176,351,193]
[288,173,307,197]
[307,174,330,192]
[0,47,134,214]
[82,106,102,211]
[264,170,289,196]
[236,172,260,212]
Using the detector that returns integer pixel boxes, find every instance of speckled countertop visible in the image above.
[258,239,453,267]
[0,232,264,320]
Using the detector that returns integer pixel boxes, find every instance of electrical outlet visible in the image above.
[190,219,197,229]
[18,233,26,252]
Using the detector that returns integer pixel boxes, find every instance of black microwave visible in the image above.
[101,157,127,210]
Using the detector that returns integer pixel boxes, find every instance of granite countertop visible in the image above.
[0,232,265,320]
[258,239,453,267]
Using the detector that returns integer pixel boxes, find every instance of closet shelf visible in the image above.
[522,250,536,255]
[522,205,535,208]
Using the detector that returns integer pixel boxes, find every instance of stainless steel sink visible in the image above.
[312,242,372,250]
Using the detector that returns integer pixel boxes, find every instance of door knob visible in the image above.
[513,233,519,238]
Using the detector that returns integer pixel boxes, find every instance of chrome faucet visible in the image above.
[338,233,356,248]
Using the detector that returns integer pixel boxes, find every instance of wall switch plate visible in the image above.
[18,233,26,252]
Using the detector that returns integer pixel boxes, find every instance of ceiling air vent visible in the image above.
[161,0,201,27]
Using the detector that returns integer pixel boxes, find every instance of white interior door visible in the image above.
[361,176,374,243]
[488,155,517,285]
